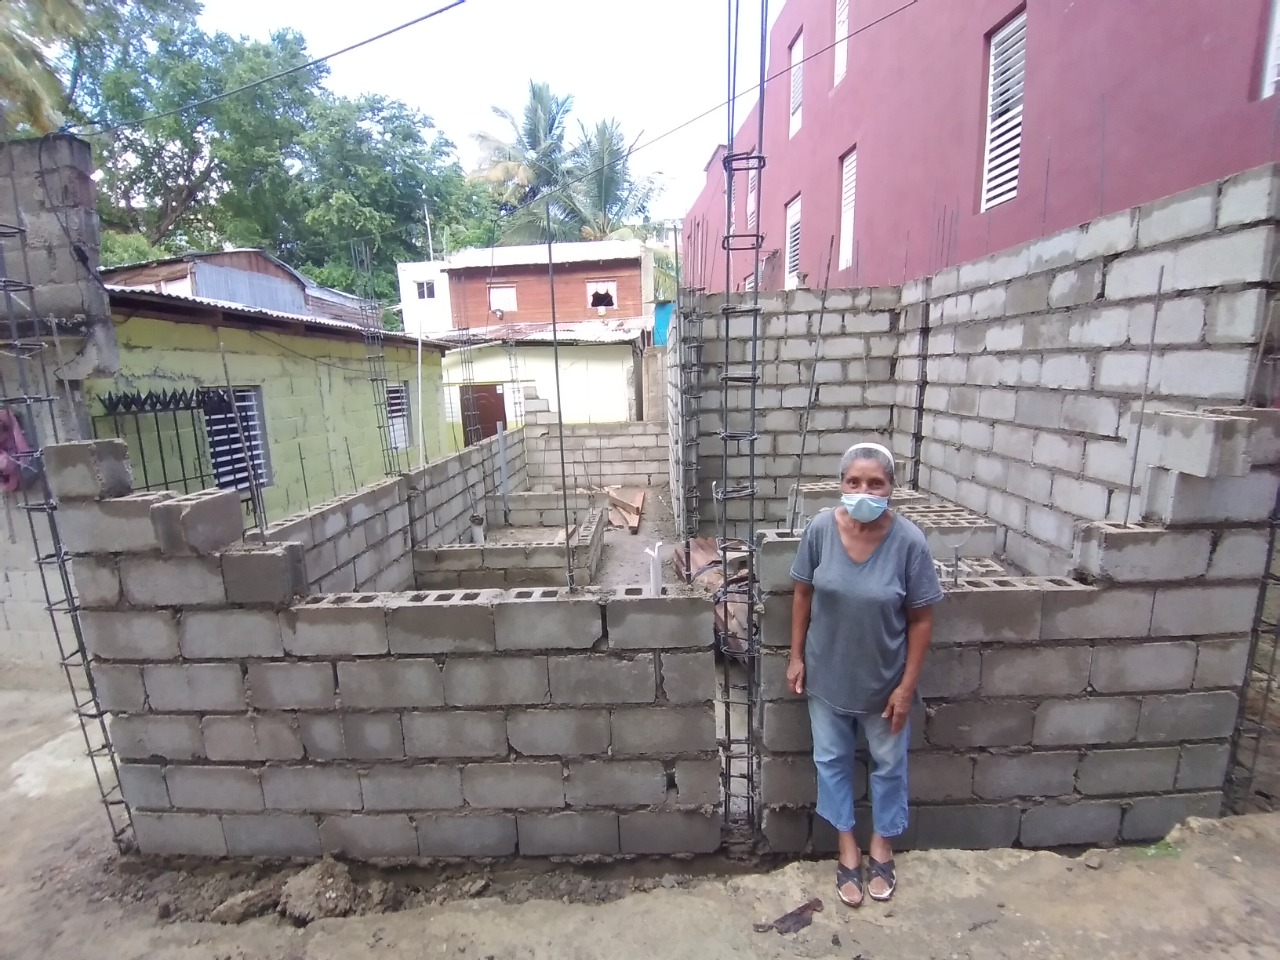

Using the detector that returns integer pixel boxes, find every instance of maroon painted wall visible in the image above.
[685,0,1280,292]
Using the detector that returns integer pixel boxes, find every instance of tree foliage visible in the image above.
[1,0,86,133]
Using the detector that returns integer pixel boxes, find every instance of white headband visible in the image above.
[846,442,894,462]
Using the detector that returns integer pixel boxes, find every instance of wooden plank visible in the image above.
[608,507,629,529]
[552,524,577,544]
[607,488,634,512]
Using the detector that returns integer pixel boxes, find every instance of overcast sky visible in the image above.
[198,0,783,222]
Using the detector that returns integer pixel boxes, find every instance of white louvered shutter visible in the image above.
[205,387,269,491]
[834,0,850,85]
[838,150,857,270]
[784,196,802,290]
[747,168,759,230]
[789,33,804,136]
[980,12,1027,211]
[1264,0,1280,97]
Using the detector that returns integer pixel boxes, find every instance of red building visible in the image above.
[684,0,1280,292]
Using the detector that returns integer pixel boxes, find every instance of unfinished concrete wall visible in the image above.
[404,430,527,548]
[523,388,668,490]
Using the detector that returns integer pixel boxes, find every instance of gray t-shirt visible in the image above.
[790,508,944,714]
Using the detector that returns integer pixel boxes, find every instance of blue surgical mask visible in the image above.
[841,493,889,522]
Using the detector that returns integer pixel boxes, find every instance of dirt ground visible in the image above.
[4,667,1280,960]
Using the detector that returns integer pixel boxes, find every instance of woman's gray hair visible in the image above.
[839,442,896,485]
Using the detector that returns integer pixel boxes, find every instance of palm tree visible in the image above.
[562,119,659,241]
[0,0,84,133]
[474,81,574,208]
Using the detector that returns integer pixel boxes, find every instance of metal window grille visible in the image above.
[834,0,850,84]
[838,149,857,269]
[1265,0,1280,97]
[387,382,410,450]
[980,11,1027,211]
[789,33,804,136]
[747,168,759,230]
[203,387,269,491]
[784,196,802,289]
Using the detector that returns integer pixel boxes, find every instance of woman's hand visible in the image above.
[881,684,914,734]
[786,657,805,695]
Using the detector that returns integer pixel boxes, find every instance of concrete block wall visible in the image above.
[753,517,1263,852]
[51,441,722,859]
[665,340,687,534]
[405,429,528,548]
[485,490,595,528]
[523,387,669,490]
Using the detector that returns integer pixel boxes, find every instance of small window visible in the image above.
[747,167,759,230]
[386,383,410,450]
[1264,0,1280,97]
[834,0,850,86]
[784,196,802,290]
[415,280,436,299]
[204,387,270,491]
[980,10,1027,211]
[488,284,517,313]
[838,149,857,270]
[789,32,804,137]
[743,271,757,292]
[587,279,617,309]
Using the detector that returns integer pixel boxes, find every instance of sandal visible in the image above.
[867,857,896,902]
[835,861,864,908]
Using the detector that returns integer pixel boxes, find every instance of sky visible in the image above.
[198,0,784,223]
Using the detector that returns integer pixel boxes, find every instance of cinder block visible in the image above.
[980,647,1091,697]
[1033,698,1139,746]
[760,593,794,648]
[1142,469,1279,526]
[611,707,716,755]
[201,715,303,761]
[1048,263,1102,308]
[116,763,170,810]
[1074,525,1214,583]
[1193,637,1252,689]
[607,590,714,649]
[1091,641,1197,694]
[763,699,813,752]
[1218,163,1280,227]
[360,766,463,811]
[508,709,610,757]
[619,811,720,854]
[1137,183,1217,248]
[660,651,717,703]
[444,657,549,706]
[917,647,981,699]
[110,715,203,760]
[1137,691,1239,742]
[914,804,1021,850]
[909,753,975,802]
[247,662,335,710]
[1142,411,1251,479]
[285,598,388,656]
[143,663,245,712]
[223,814,321,857]
[565,760,667,806]
[974,753,1078,799]
[761,808,811,853]
[1076,747,1179,796]
[675,759,721,805]
[1121,793,1222,841]
[70,556,122,608]
[320,815,417,858]
[932,586,1042,645]
[336,660,443,708]
[151,489,244,556]
[1172,226,1274,291]
[179,609,284,659]
[462,762,564,809]
[756,530,803,592]
[548,655,656,705]
[1040,586,1154,640]
[927,702,1034,748]
[1151,584,1258,637]
[761,755,818,806]
[222,543,307,605]
[387,590,498,653]
[494,590,602,650]
[262,767,363,811]
[1177,742,1231,790]
[132,812,227,856]
[121,556,224,607]
[343,713,404,759]
[417,814,517,857]
[1206,529,1269,580]
[90,662,146,712]
[165,766,263,812]
[518,812,620,855]
[1020,801,1122,847]
[403,711,508,758]
[43,440,132,500]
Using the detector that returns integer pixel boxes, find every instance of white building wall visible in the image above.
[397,261,453,335]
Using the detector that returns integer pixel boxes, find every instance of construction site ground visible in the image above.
[2,667,1278,959]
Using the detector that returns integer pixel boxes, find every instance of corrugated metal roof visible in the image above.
[443,239,646,270]
[105,285,451,352]
[433,318,648,348]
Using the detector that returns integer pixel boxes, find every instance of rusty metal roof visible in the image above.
[432,318,649,348]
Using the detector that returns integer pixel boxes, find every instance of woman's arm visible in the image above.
[882,604,934,733]
[787,582,814,695]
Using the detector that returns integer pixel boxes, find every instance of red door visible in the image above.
[459,383,506,444]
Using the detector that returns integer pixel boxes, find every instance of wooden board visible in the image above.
[608,507,629,529]
[552,524,577,544]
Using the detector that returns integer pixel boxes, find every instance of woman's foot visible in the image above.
[867,833,896,901]
[836,832,864,907]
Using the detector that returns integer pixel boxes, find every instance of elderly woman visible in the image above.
[786,442,943,907]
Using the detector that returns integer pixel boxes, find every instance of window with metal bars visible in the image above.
[789,32,804,137]
[784,196,802,290]
[980,10,1027,211]
[838,149,857,270]
[387,383,410,450]
[203,387,270,491]
[834,0,849,85]
[1264,0,1280,97]
[747,167,759,230]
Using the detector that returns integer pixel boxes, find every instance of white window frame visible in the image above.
[415,280,435,299]
[743,270,758,292]
[784,196,802,290]
[586,279,618,310]
[488,284,517,313]
[789,32,804,137]
[834,0,850,86]
[387,382,411,451]
[204,386,270,492]
[838,149,857,270]
[980,10,1027,211]
[1264,0,1280,97]
[747,167,759,230]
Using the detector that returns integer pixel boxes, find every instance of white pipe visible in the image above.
[416,324,426,472]
[644,540,663,596]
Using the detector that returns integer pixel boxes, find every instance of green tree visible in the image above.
[563,119,659,241]
[0,0,85,133]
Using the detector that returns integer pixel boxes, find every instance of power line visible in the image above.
[78,0,468,136]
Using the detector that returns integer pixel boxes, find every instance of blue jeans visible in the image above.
[807,694,910,838]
